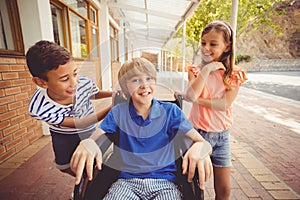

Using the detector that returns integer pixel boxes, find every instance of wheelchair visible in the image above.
[74,91,204,200]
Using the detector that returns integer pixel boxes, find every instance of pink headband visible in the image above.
[211,20,232,37]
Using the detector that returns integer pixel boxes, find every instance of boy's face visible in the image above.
[126,74,156,108]
[37,61,79,104]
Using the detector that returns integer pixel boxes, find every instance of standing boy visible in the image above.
[26,40,112,176]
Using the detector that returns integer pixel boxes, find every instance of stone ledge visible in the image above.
[239,59,300,72]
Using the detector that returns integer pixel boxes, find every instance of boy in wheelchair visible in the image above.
[71,57,213,199]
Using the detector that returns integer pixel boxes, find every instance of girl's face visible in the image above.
[201,29,230,64]
[126,74,156,108]
[43,61,79,104]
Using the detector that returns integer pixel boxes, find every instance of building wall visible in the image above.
[0,0,126,164]
[0,56,43,164]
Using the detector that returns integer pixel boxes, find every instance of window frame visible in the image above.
[109,23,119,63]
[50,0,99,60]
[0,0,24,56]
[51,1,69,48]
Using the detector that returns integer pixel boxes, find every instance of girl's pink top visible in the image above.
[188,66,248,132]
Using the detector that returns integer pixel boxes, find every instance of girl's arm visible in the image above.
[185,67,210,102]
[196,85,239,111]
[59,105,112,128]
[185,62,225,102]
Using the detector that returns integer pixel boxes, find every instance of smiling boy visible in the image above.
[26,40,112,176]
[71,57,213,199]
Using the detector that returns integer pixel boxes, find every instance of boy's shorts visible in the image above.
[196,129,232,167]
[103,178,181,200]
[50,130,93,170]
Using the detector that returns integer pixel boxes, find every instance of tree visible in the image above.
[172,0,288,64]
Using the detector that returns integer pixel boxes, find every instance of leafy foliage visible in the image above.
[172,0,290,63]
[236,54,252,64]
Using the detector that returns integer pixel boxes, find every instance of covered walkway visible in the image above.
[0,73,299,200]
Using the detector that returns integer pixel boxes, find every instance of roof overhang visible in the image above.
[107,0,201,51]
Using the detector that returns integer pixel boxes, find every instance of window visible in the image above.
[89,6,96,24]
[67,0,87,18]
[51,4,67,47]
[90,26,99,57]
[50,0,99,59]
[89,6,99,58]
[70,12,87,58]
[0,0,24,56]
[110,24,119,62]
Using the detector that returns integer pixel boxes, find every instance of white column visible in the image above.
[170,55,173,72]
[182,21,186,91]
[230,0,239,37]
[230,0,239,62]
[157,51,162,72]
[18,0,54,51]
[18,0,53,135]
[164,51,167,72]
[99,2,112,90]
[119,21,126,64]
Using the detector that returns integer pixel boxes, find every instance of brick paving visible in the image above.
[231,87,300,196]
[0,75,300,199]
[0,136,74,200]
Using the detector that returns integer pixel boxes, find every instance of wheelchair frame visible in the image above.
[74,93,204,200]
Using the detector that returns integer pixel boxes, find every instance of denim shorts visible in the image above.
[196,129,232,167]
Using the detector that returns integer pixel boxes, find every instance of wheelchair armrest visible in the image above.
[174,135,204,200]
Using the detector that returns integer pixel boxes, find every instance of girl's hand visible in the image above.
[187,66,201,77]
[203,62,225,73]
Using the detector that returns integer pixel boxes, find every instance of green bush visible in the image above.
[235,54,252,64]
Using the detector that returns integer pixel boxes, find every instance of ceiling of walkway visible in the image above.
[107,0,201,51]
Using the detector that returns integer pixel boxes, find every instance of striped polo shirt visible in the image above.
[29,76,99,134]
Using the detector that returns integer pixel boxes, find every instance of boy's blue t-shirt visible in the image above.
[100,98,193,182]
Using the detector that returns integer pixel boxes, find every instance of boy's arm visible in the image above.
[59,105,112,128]
[182,129,213,189]
[70,128,107,185]
[93,90,113,99]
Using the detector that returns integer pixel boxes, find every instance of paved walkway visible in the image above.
[0,72,300,199]
[0,109,299,199]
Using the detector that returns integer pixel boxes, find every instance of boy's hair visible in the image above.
[202,20,234,89]
[118,57,157,98]
[26,40,73,81]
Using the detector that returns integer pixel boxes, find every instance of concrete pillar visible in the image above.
[230,0,238,38]
[164,51,167,71]
[99,2,112,90]
[157,51,162,71]
[182,21,186,91]
[119,21,126,64]
[18,0,53,51]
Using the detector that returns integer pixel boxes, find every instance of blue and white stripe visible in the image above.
[29,76,99,134]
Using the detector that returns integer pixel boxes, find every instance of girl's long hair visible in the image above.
[201,21,234,90]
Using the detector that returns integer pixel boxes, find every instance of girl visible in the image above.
[176,20,247,200]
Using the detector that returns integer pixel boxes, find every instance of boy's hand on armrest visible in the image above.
[182,141,213,190]
[70,138,103,185]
